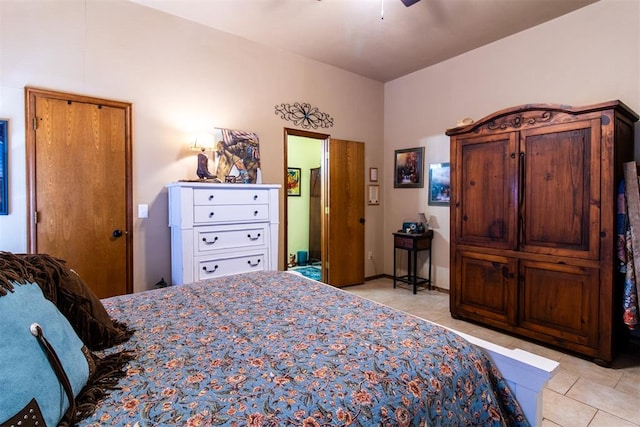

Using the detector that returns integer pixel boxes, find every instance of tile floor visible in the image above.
[344,277,640,427]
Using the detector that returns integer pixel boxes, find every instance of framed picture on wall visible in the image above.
[369,167,378,182]
[0,119,7,215]
[287,167,301,196]
[394,147,424,188]
[428,162,450,206]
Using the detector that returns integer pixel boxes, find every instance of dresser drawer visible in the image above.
[194,204,269,224]
[197,251,266,280]
[193,188,270,205]
[195,224,267,253]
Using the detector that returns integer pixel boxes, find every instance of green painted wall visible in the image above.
[287,136,322,264]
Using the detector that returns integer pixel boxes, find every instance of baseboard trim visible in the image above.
[365,273,450,294]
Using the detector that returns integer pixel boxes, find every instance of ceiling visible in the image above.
[130,0,598,83]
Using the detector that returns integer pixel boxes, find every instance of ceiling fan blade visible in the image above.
[400,0,421,6]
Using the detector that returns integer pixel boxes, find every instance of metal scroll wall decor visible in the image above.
[274,102,334,129]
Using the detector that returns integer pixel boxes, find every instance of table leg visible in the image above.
[393,248,397,289]
[412,249,418,294]
[427,248,432,290]
[406,249,411,292]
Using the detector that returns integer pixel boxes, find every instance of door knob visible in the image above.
[112,229,123,238]
[359,218,365,224]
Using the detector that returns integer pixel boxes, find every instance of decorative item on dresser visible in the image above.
[166,183,280,285]
[190,133,216,180]
[446,100,639,365]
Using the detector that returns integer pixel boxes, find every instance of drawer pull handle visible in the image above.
[202,236,219,245]
[247,259,261,267]
[208,195,215,201]
[247,233,261,241]
[253,210,259,216]
[209,212,215,218]
[202,264,219,273]
[253,194,258,200]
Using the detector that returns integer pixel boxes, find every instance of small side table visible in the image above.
[392,230,434,294]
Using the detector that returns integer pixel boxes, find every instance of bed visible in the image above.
[1,259,557,427]
[94,270,561,426]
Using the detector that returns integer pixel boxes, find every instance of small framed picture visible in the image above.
[287,167,301,196]
[394,147,424,188]
[428,162,450,206]
[369,167,378,182]
[0,119,7,215]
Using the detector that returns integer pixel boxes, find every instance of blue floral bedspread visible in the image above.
[82,271,528,426]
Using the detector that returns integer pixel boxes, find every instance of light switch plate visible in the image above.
[138,204,148,218]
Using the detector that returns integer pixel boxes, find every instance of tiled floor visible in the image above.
[344,277,640,427]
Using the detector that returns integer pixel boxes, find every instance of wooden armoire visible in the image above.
[447,101,638,364]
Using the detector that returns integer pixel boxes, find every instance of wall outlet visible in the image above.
[368,251,373,260]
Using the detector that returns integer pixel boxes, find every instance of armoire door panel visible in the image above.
[520,120,601,259]
[455,251,517,324]
[519,260,598,347]
[455,133,518,249]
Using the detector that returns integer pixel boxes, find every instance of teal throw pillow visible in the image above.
[0,282,91,427]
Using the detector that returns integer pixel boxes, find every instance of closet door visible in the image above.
[519,119,601,260]
[328,138,364,287]
[453,132,518,250]
[308,167,321,263]
[27,88,133,298]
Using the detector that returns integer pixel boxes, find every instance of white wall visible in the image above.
[2,0,638,292]
[384,0,640,290]
[0,0,385,291]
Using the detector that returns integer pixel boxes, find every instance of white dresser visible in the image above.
[166,182,280,285]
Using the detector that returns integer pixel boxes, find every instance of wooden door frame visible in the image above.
[283,128,329,279]
[25,87,134,294]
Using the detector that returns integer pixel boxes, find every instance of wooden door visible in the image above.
[26,88,132,298]
[520,120,600,259]
[308,167,321,263]
[453,132,518,250]
[327,138,365,287]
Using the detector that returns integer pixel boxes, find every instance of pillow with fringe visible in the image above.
[0,281,134,426]
[0,282,93,427]
[0,252,133,350]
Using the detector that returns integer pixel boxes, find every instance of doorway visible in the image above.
[285,129,327,281]
[25,87,133,298]
[284,128,365,287]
